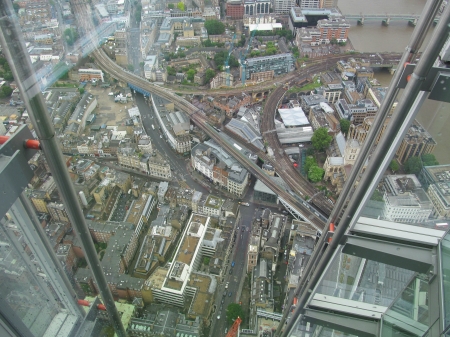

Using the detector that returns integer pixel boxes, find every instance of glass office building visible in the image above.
[0,0,449,336]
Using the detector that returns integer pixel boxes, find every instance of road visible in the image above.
[134,93,210,195]
[209,182,282,337]
[92,47,328,232]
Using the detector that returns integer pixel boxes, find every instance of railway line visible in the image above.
[92,48,329,231]
[260,70,336,217]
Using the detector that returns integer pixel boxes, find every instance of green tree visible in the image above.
[177,1,185,11]
[404,156,422,174]
[203,39,214,47]
[78,87,85,95]
[203,257,210,265]
[308,166,325,183]
[1,86,13,97]
[389,159,399,173]
[204,20,225,35]
[311,127,332,152]
[330,38,338,45]
[64,28,79,46]
[205,69,216,83]
[339,118,350,135]
[371,190,384,202]
[13,2,20,13]
[226,303,244,324]
[127,64,135,71]
[421,153,439,166]
[167,66,176,76]
[186,69,196,82]
[304,156,317,174]
[168,3,174,9]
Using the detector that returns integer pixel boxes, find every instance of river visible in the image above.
[338,0,449,164]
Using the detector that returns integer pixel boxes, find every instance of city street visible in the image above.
[134,93,209,195]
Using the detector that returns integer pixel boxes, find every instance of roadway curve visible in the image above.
[92,48,328,231]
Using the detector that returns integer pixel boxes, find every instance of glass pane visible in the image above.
[441,232,450,333]
[289,317,358,337]
[383,274,429,336]
[0,215,60,337]
[314,246,414,306]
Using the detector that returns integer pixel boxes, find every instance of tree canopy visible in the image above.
[168,3,174,9]
[204,20,225,35]
[186,69,196,82]
[304,156,317,175]
[0,85,13,98]
[308,166,325,183]
[205,69,216,83]
[226,303,244,324]
[421,153,439,166]
[311,127,332,152]
[404,156,422,174]
[177,2,185,11]
[214,51,238,70]
[389,159,399,173]
[339,118,350,135]
[64,28,79,46]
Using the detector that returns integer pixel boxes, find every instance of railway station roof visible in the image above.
[278,107,309,127]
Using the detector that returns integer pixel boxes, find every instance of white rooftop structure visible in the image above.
[319,102,334,114]
[249,23,283,31]
[278,107,309,127]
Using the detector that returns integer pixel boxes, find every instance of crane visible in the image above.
[226,316,242,337]
[224,33,237,87]
[240,18,260,86]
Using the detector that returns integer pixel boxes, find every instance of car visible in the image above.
[236,226,239,230]
[228,292,232,297]
[217,315,221,320]
[221,298,224,304]
[231,261,235,267]
[229,269,232,274]
[160,135,162,138]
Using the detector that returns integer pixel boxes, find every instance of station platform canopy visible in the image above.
[278,107,309,127]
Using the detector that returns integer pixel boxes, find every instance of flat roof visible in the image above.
[278,107,309,127]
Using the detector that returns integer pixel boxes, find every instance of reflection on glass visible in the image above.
[442,232,450,334]
[381,273,432,337]
[290,319,358,337]
[314,247,415,307]
[0,216,60,337]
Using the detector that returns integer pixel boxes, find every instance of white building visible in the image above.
[382,175,433,223]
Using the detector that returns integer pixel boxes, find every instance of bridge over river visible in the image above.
[345,13,440,26]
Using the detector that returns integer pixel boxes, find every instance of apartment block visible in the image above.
[395,121,436,164]
[243,53,295,81]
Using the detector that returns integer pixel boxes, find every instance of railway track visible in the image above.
[92,48,328,231]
